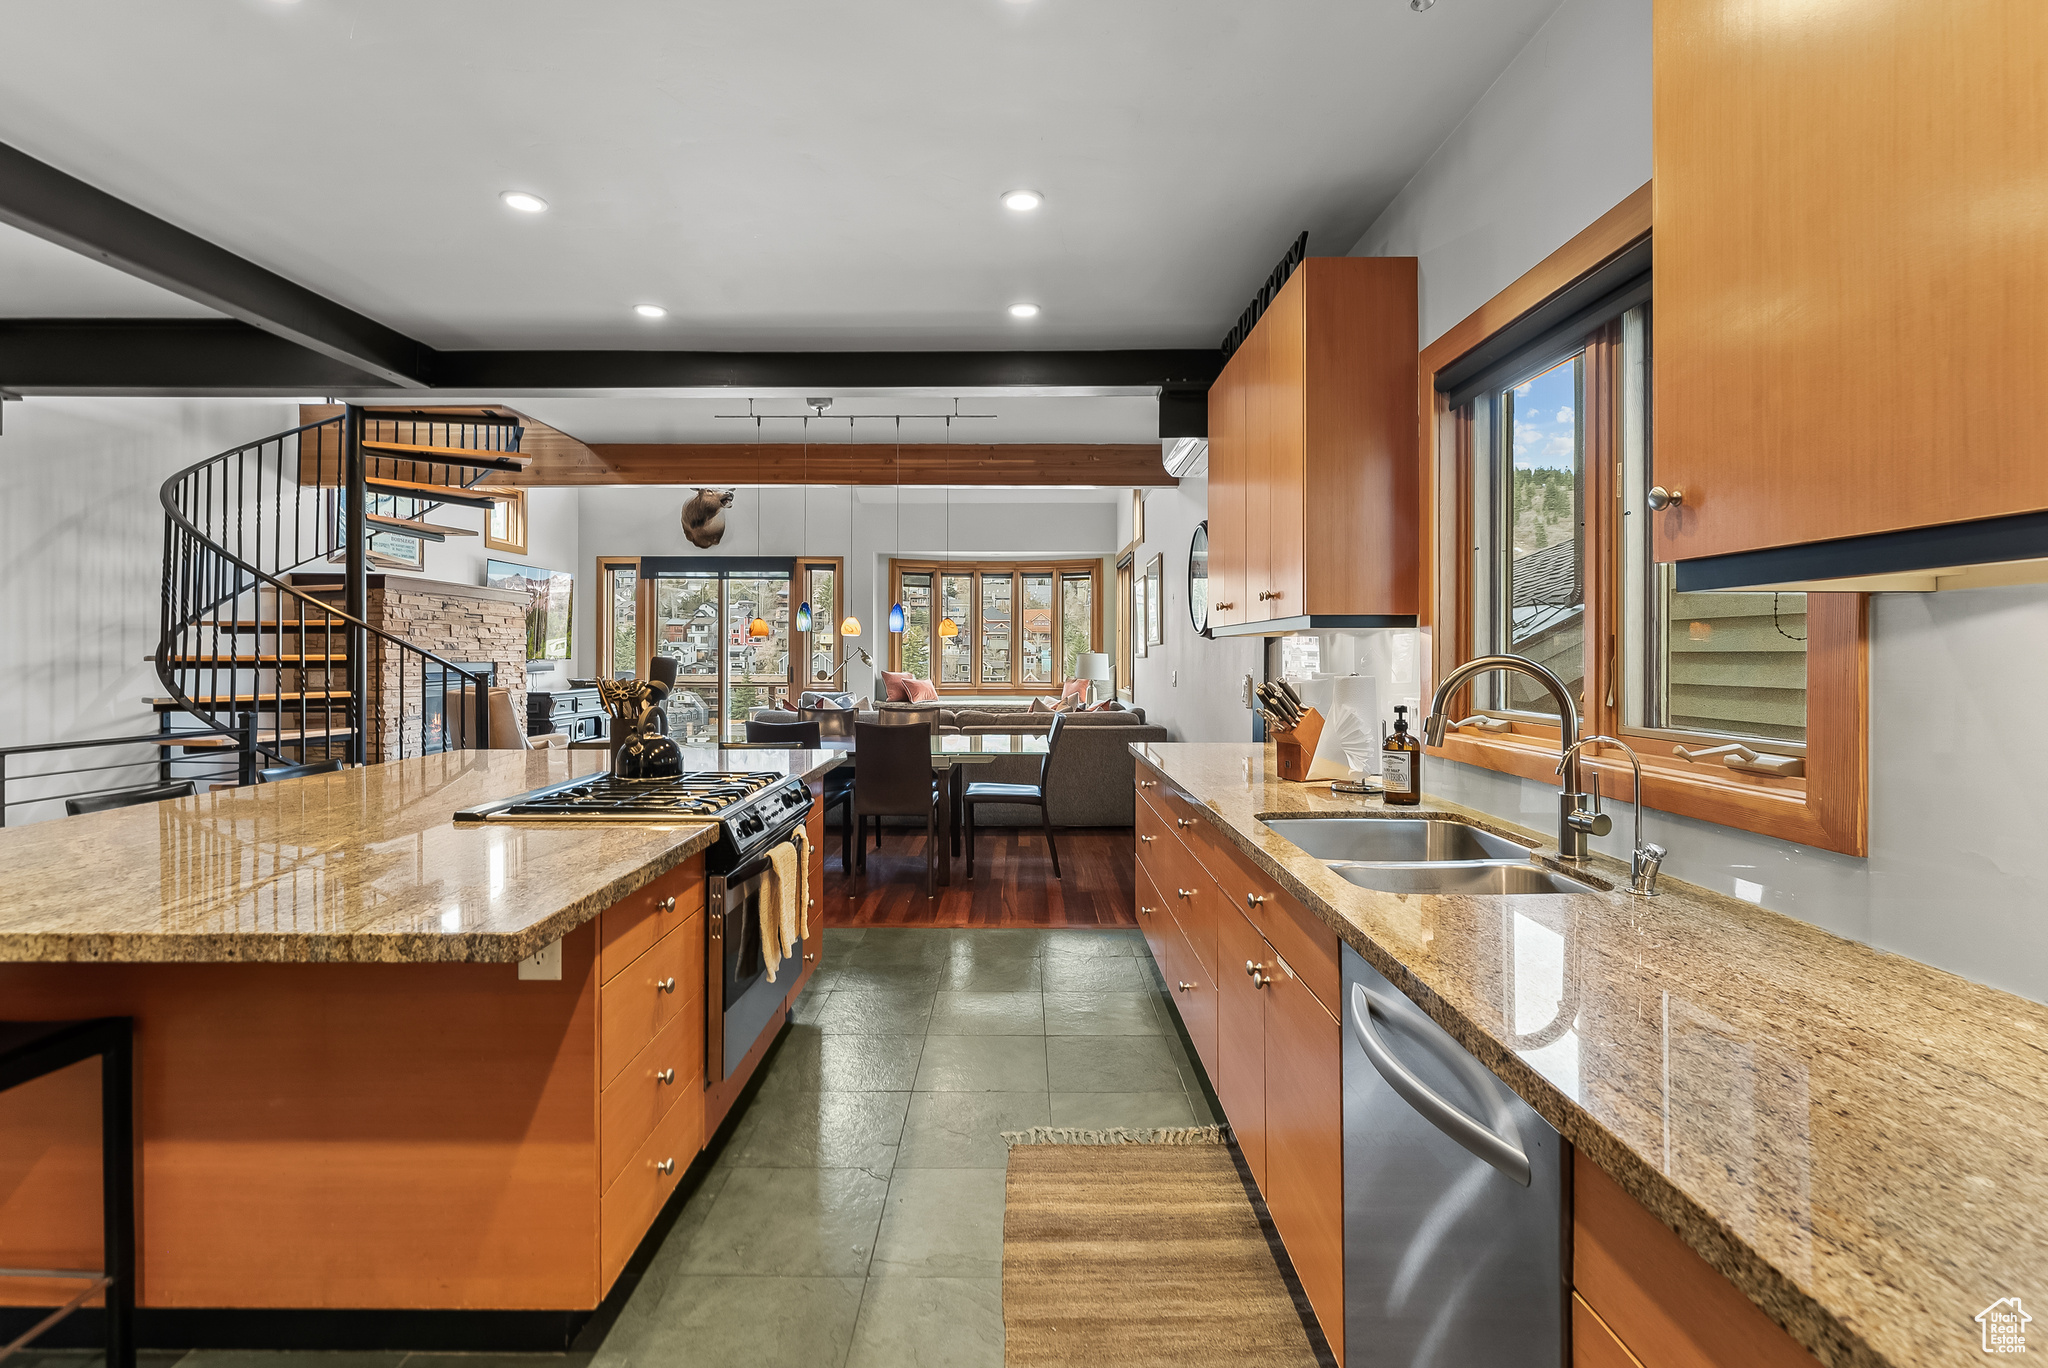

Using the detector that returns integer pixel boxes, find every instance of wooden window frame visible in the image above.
[793,557,847,691]
[484,488,529,554]
[886,557,1104,696]
[593,555,645,682]
[1418,183,1869,856]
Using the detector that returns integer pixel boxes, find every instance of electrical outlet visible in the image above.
[517,939,562,981]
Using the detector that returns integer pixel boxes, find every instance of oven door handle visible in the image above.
[722,852,776,897]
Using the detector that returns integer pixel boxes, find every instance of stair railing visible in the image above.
[157,411,511,769]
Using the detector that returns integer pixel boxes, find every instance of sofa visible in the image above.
[751,701,1167,827]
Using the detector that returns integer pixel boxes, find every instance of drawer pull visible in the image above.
[655,1157,676,1176]
[804,952,816,962]
[657,977,677,994]
[1177,888,1196,899]
[1246,893,1267,909]
[1245,959,1262,977]
[1177,981,1195,993]
[1176,818,1195,829]
[1252,970,1271,989]
[1139,835,1156,844]
[656,1068,675,1084]
[1214,601,1234,611]
[659,895,677,913]
[1139,780,1158,789]
[1139,904,1154,917]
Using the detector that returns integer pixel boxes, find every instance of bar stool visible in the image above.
[0,1018,135,1368]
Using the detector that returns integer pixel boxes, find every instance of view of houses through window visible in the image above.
[892,559,1101,694]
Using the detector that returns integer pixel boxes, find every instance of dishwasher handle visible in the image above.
[1350,982,1532,1187]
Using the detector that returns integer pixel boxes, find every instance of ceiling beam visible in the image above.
[0,141,431,387]
[479,442,1175,488]
[0,320,389,394]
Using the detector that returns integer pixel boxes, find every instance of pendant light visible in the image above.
[747,416,771,639]
[838,410,863,639]
[888,419,906,634]
[937,412,959,638]
[794,416,813,633]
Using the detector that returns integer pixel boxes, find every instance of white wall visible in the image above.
[1120,477,1264,741]
[576,485,1120,700]
[0,397,298,754]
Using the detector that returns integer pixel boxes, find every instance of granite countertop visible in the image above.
[1132,741,2048,1368]
[0,747,843,965]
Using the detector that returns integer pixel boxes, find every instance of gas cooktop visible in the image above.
[452,769,812,866]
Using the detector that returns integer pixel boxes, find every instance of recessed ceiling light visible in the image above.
[1009,303,1040,319]
[500,191,548,214]
[1003,190,1042,212]
[634,304,668,319]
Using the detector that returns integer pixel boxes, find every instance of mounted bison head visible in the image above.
[681,488,735,549]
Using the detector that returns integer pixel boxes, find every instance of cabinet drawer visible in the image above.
[599,1007,702,1196]
[1574,1153,1820,1368]
[1194,836,1339,1020]
[599,917,702,1089]
[1164,919,1218,1084]
[1574,1294,1647,1368]
[1135,861,1174,982]
[599,1071,704,1292]
[1216,908,1269,1188]
[1263,951,1344,1366]
[599,859,706,985]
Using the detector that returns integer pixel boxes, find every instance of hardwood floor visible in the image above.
[823,824,1138,928]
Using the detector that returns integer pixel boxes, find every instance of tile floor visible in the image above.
[18,927,1213,1368]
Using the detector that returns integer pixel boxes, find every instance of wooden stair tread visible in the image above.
[148,691,352,707]
[162,654,349,664]
[366,512,475,539]
[362,440,529,471]
[362,477,505,508]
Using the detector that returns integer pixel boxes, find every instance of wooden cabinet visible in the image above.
[1262,950,1345,1367]
[1215,908,1269,1187]
[1204,256,1418,632]
[1164,920,1218,1082]
[1654,0,2048,565]
[784,775,829,1006]
[1573,1153,1820,1368]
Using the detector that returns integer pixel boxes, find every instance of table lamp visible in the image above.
[1078,652,1112,704]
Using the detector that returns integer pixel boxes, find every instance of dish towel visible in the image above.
[760,831,812,984]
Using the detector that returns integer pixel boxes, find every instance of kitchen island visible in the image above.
[1134,741,2048,1368]
[0,746,840,1348]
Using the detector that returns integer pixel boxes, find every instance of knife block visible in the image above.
[1270,707,1326,783]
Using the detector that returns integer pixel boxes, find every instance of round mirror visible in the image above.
[1189,521,1211,638]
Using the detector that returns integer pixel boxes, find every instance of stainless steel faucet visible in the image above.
[1555,735,1668,896]
[1423,654,1608,860]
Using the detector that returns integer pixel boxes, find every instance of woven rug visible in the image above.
[1000,1128,1321,1368]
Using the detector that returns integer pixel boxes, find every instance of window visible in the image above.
[596,556,639,681]
[799,561,842,687]
[1424,197,1865,853]
[484,488,529,555]
[889,559,1103,693]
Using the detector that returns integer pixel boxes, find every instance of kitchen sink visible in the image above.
[1261,817,1529,864]
[1334,862,1600,896]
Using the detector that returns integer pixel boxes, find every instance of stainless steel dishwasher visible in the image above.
[1343,944,1566,1364]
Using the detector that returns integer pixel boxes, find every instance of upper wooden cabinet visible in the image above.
[1206,257,1418,634]
[1653,0,2048,570]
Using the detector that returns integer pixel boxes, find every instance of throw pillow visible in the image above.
[1088,697,1123,712]
[881,669,914,702]
[906,678,939,703]
[1060,678,1090,704]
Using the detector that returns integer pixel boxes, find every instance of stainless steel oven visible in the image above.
[706,831,806,1083]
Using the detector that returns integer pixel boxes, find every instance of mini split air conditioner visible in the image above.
[1162,437,1208,477]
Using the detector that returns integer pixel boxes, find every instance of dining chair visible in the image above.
[258,758,345,783]
[64,781,196,817]
[851,721,940,896]
[963,711,1068,880]
[748,719,855,870]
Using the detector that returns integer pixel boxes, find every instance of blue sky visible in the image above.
[1510,356,1577,471]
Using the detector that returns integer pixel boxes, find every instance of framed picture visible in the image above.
[487,559,573,661]
[1131,566,1148,659]
[1144,554,1164,648]
[484,488,528,554]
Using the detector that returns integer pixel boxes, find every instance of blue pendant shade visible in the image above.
[795,601,812,633]
[889,602,906,634]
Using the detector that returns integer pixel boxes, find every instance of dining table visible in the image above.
[729,731,1050,888]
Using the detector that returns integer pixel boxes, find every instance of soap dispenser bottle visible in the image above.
[1383,706,1421,806]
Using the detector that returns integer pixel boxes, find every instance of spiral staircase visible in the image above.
[151,406,528,781]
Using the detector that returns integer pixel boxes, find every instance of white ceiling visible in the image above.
[0,0,1563,352]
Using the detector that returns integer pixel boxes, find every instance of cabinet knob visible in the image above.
[804,952,816,962]
[1139,780,1157,789]
[1139,835,1156,844]
[1252,971,1270,989]
[1177,888,1196,899]
[1215,601,1234,611]
[1246,893,1266,909]
[1176,818,1194,829]
[1177,981,1195,993]
[657,976,676,994]
[1257,590,1273,601]
[656,1067,675,1084]
[1244,959,1262,977]
[1647,486,1685,511]
[655,1157,676,1176]
[1139,904,1153,916]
